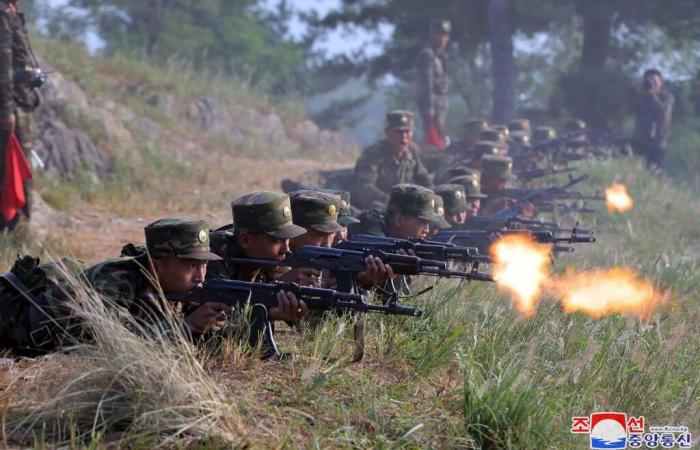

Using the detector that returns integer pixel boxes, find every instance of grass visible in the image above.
[2,157,699,448]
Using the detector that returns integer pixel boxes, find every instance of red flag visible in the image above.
[1,134,33,221]
[423,120,446,149]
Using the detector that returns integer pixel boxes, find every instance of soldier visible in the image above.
[317,189,360,245]
[532,126,557,144]
[350,110,432,210]
[466,141,500,169]
[634,68,674,171]
[0,218,238,356]
[0,0,42,228]
[349,184,443,240]
[444,118,489,159]
[206,192,311,359]
[479,155,536,218]
[479,128,509,155]
[416,19,451,147]
[434,184,468,227]
[508,119,531,135]
[288,189,395,289]
[428,194,451,237]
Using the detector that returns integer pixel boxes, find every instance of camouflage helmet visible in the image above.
[430,19,452,34]
[386,110,415,130]
[318,189,360,227]
[472,141,501,158]
[479,128,507,145]
[509,131,531,146]
[491,124,510,139]
[232,191,307,239]
[430,195,452,229]
[481,155,516,181]
[435,184,468,214]
[145,218,222,261]
[565,118,587,132]
[532,126,557,142]
[464,118,489,134]
[290,190,344,233]
[387,184,441,221]
[447,175,487,199]
[508,119,531,133]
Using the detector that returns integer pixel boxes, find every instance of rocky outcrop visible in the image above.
[29,64,358,180]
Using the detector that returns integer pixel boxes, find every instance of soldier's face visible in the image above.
[153,256,207,294]
[446,211,467,225]
[390,214,429,239]
[431,32,450,51]
[239,233,290,260]
[465,199,481,218]
[332,227,348,246]
[482,178,506,195]
[291,227,335,249]
[386,127,413,154]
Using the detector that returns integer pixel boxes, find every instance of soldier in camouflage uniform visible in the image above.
[206,191,311,359]
[428,194,451,237]
[446,176,487,220]
[479,156,536,218]
[0,0,41,227]
[348,184,443,240]
[0,218,232,356]
[350,111,432,210]
[317,189,360,245]
[444,119,489,160]
[435,184,468,227]
[416,19,451,142]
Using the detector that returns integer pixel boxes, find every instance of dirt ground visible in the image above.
[31,156,347,264]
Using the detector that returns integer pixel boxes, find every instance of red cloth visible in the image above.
[1,133,33,221]
[423,120,445,149]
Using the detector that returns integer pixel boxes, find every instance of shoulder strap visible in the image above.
[0,271,40,304]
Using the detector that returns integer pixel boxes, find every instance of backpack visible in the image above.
[0,255,84,356]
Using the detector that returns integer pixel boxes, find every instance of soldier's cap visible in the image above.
[509,131,531,146]
[447,175,488,199]
[386,110,415,130]
[442,166,481,182]
[566,118,587,131]
[491,124,510,138]
[532,126,557,142]
[472,141,501,158]
[430,19,452,34]
[481,155,517,181]
[435,184,469,214]
[290,190,344,233]
[464,119,489,133]
[430,195,451,229]
[508,119,531,132]
[318,189,361,226]
[145,218,222,261]
[232,191,307,239]
[387,184,442,221]
[479,128,506,144]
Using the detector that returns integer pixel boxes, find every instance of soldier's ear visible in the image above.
[237,231,251,250]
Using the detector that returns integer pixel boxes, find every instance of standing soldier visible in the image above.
[350,110,432,210]
[0,0,42,228]
[634,69,674,171]
[416,19,451,149]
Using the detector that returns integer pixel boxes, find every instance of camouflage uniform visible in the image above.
[0,218,220,355]
[351,111,432,210]
[634,89,674,169]
[0,0,41,225]
[416,19,451,136]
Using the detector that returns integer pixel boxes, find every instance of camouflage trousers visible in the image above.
[0,107,33,228]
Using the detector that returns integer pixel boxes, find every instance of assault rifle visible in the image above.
[169,279,421,317]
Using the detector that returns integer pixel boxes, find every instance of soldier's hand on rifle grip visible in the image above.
[269,291,309,322]
[357,255,396,288]
[185,302,234,334]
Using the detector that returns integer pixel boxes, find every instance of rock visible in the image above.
[34,118,112,177]
[40,71,89,110]
[186,97,246,146]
